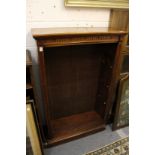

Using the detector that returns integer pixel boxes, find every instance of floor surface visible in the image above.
[44,125,129,155]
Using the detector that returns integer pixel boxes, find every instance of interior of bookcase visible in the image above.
[43,43,118,144]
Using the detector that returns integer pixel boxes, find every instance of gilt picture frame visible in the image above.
[65,0,129,9]
[26,101,43,155]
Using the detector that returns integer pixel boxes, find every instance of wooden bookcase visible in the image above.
[32,27,127,147]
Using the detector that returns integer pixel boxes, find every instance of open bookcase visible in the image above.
[32,27,127,147]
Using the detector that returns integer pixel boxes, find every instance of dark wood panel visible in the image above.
[44,43,117,119]
[38,50,52,138]
[44,45,100,119]
[95,43,117,117]
[103,39,123,123]
[45,111,105,147]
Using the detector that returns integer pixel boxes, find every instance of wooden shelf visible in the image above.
[46,111,105,147]
[26,83,33,90]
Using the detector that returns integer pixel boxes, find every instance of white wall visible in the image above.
[26,0,110,58]
[26,0,110,124]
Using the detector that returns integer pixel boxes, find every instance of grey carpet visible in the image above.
[44,125,129,155]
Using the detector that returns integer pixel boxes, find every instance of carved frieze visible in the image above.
[37,35,120,47]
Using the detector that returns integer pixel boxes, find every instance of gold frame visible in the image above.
[26,103,42,155]
[65,0,128,9]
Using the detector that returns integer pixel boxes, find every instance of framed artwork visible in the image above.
[65,0,129,9]
[26,101,43,155]
[112,74,129,130]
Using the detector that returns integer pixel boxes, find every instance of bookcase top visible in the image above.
[32,27,127,39]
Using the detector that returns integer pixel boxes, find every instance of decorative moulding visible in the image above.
[65,0,129,9]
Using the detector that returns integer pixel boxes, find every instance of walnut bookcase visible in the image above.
[32,27,127,147]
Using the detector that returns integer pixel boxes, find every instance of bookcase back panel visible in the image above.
[44,43,117,119]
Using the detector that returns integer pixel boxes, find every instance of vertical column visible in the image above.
[38,46,53,139]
